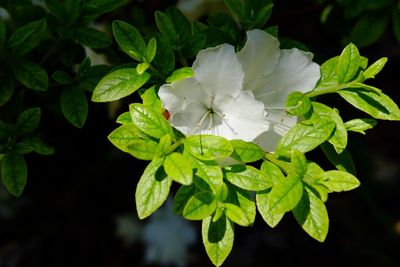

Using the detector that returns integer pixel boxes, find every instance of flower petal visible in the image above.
[253,129,283,152]
[215,90,269,141]
[192,44,244,101]
[237,29,280,92]
[253,48,320,107]
[158,78,209,115]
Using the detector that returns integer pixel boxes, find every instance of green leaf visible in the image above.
[0,18,6,45]
[184,135,233,161]
[82,0,127,16]
[14,137,54,155]
[230,139,264,163]
[191,157,224,189]
[164,152,193,185]
[286,92,312,116]
[78,57,91,79]
[52,71,73,85]
[166,67,194,83]
[224,203,250,226]
[225,165,272,191]
[252,3,273,29]
[311,102,348,153]
[7,19,46,56]
[92,68,150,102]
[302,162,328,202]
[129,103,173,139]
[116,112,131,124]
[74,27,112,48]
[293,186,329,242]
[344,118,377,134]
[224,0,244,19]
[0,73,14,106]
[261,160,285,184]
[268,175,304,214]
[155,11,177,45]
[316,56,338,90]
[146,37,157,62]
[363,57,387,79]
[336,43,360,83]
[126,139,159,160]
[173,184,198,214]
[276,120,336,157]
[112,20,146,61]
[350,11,389,47]
[157,134,172,155]
[61,88,88,128]
[321,170,360,192]
[135,158,172,219]
[338,89,400,120]
[136,62,149,75]
[16,107,41,134]
[1,153,27,197]
[183,191,217,220]
[153,34,175,75]
[80,65,111,92]
[13,60,48,91]
[393,8,400,43]
[321,143,356,175]
[202,215,234,267]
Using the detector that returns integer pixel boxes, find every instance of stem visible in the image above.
[178,50,188,67]
[166,137,186,154]
[40,40,61,65]
[306,82,355,98]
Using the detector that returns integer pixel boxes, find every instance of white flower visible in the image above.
[159,29,320,151]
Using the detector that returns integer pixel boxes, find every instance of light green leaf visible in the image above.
[184,135,233,161]
[126,139,159,160]
[316,56,339,90]
[61,88,88,128]
[363,57,387,79]
[256,188,285,228]
[321,143,356,175]
[202,215,234,267]
[158,134,172,155]
[286,92,312,116]
[230,139,264,163]
[1,153,27,197]
[13,60,48,91]
[344,118,377,134]
[136,62,150,75]
[338,89,400,120]
[290,150,308,178]
[276,120,336,157]
[336,43,360,83]
[311,102,348,153]
[116,112,131,124]
[140,86,163,113]
[321,170,360,192]
[191,157,223,189]
[183,191,217,220]
[166,67,194,83]
[226,185,256,226]
[7,19,46,56]
[261,160,285,184]
[16,107,41,134]
[173,184,198,214]
[92,68,150,102]
[164,152,193,185]
[225,165,272,191]
[74,27,112,48]
[293,186,329,242]
[129,103,173,139]
[302,162,328,202]
[112,20,147,61]
[268,175,304,214]
[224,203,250,226]
[135,158,172,219]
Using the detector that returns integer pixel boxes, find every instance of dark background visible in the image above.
[1,0,399,266]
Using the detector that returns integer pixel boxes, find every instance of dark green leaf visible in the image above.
[74,27,112,49]
[7,19,46,56]
[14,137,54,155]
[78,57,91,79]
[0,18,6,45]
[61,88,88,128]
[52,71,73,85]
[82,0,127,16]
[16,107,41,134]
[321,143,356,175]
[135,158,172,219]
[155,11,177,45]
[202,215,234,267]
[0,73,14,106]
[92,68,150,102]
[1,153,27,197]
[173,184,198,214]
[153,34,175,75]
[112,20,146,61]
[13,60,48,91]
[350,11,389,47]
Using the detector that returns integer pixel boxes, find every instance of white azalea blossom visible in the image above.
[158,29,320,151]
